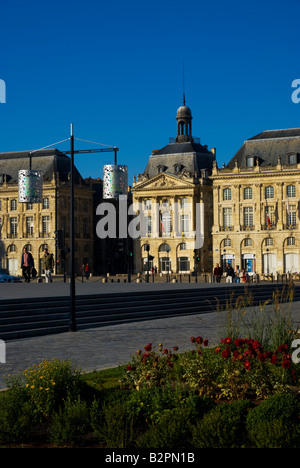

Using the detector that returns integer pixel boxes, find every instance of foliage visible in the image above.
[90,392,138,448]
[191,400,252,448]
[0,385,36,443]
[122,342,179,390]
[5,358,84,419]
[48,398,90,447]
[246,393,300,448]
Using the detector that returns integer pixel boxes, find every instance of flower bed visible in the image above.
[1,335,299,448]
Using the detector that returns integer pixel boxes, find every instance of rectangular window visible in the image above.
[10,217,17,236]
[223,208,232,228]
[26,216,34,236]
[42,216,50,236]
[243,207,253,227]
[177,257,190,272]
[244,187,252,200]
[42,198,49,209]
[265,186,274,198]
[288,205,297,225]
[180,214,189,235]
[146,216,152,236]
[144,199,152,210]
[287,185,296,198]
[265,206,275,226]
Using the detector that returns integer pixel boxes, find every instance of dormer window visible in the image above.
[288,153,297,165]
[246,156,254,167]
[174,164,182,174]
[157,165,166,174]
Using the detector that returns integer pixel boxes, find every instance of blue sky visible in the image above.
[1,0,300,184]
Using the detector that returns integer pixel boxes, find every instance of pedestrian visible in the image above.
[225,263,235,283]
[85,263,90,280]
[21,247,34,283]
[240,268,247,283]
[235,265,241,283]
[42,248,54,283]
[213,263,223,283]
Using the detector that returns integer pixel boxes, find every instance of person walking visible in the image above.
[213,263,223,283]
[42,248,54,283]
[225,263,235,283]
[21,247,34,283]
[85,263,90,280]
[234,265,241,283]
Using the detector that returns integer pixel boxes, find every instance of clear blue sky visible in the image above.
[1,0,300,185]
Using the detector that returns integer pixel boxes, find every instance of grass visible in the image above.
[83,365,126,391]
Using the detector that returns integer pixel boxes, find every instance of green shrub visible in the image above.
[191,400,252,448]
[127,385,215,425]
[246,393,300,448]
[21,358,83,418]
[90,394,138,448]
[0,387,36,443]
[137,406,193,448]
[49,398,90,447]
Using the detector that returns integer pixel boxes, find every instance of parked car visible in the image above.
[0,269,22,283]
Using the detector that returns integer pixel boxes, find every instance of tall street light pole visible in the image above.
[69,123,76,331]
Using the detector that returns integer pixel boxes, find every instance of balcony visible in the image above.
[261,224,276,231]
[283,223,297,230]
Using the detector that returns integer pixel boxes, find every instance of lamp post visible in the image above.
[69,124,76,331]
[20,125,119,333]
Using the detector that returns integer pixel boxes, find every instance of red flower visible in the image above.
[221,337,232,344]
[278,344,289,354]
[126,365,135,371]
[282,359,291,369]
[270,355,278,364]
[244,360,251,370]
[222,349,230,359]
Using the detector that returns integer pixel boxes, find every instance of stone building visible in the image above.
[211,129,300,276]
[132,97,215,275]
[0,149,94,277]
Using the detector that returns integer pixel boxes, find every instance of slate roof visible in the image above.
[143,141,214,178]
[0,149,84,184]
[226,129,300,169]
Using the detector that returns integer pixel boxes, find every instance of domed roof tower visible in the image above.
[175,94,193,143]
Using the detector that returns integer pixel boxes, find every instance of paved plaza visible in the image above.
[0,280,299,390]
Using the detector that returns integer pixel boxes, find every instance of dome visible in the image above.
[176,104,192,118]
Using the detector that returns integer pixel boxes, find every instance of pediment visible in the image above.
[133,172,195,191]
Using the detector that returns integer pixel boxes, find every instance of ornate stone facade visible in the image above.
[132,98,215,275]
[0,149,94,277]
[211,129,300,276]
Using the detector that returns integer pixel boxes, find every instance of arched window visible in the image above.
[159,243,171,252]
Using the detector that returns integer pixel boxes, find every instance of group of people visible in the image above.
[21,247,54,283]
[213,263,248,283]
